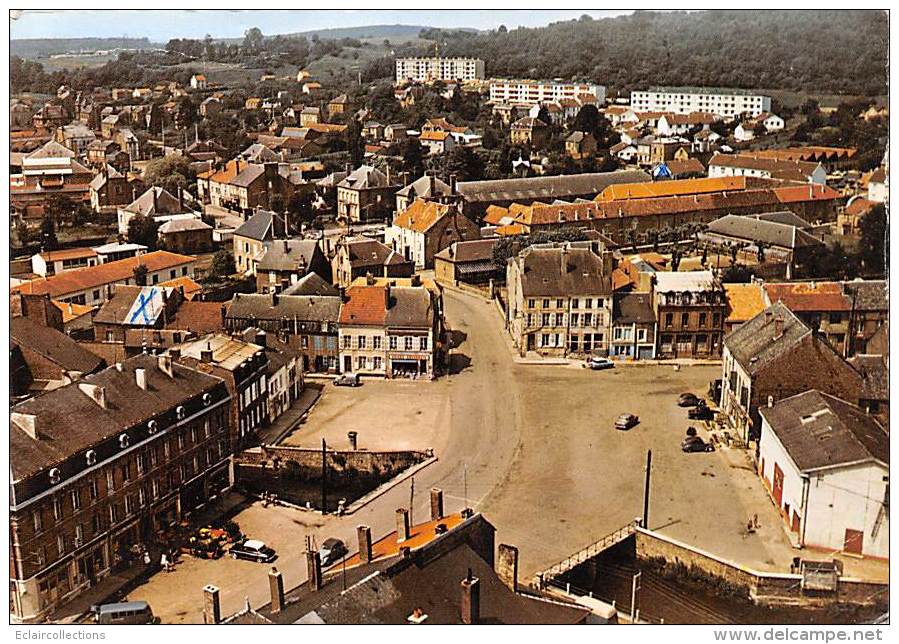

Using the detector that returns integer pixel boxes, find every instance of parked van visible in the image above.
[91,601,158,625]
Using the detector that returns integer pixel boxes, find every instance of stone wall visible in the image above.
[635,528,887,607]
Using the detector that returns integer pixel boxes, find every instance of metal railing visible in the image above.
[535,520,638,582]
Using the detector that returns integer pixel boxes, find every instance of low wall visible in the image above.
[233,445,431,509]
[635,528,887,607]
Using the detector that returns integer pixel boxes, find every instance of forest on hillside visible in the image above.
[422,10,888,96]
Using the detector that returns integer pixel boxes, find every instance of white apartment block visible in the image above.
[489,79,606,106]
[630,87,771,118]
[395,57,485,83]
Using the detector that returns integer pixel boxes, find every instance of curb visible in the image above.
[343,454,439,515]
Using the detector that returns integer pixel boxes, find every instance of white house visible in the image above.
[758,390,888,559]
[761,113,785,132]
[733,123,756,142]
[867,168,887,203]
[190,74,207,90]
[708,153,827,185]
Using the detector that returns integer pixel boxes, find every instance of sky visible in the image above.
[10,9,633,41]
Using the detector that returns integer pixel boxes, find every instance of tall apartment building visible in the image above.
[489,79,606,106]
[10,355,232,622]
[395,57,485,83]
[630,87,771,118]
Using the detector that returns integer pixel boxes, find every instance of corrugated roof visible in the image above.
[759,390,888,472]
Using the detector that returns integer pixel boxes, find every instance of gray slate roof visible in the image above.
[847,354,889,401]
[256,239,321,272]
[434,238,497,264]
[385,287,433,328]
[705,214,823,250]
[346,237,408,268]
[227,292,341,323]
[281,272,340,297]
[759,390,888,472]
[396,174,453,199]
[456,170,649,204]
[338,165,395,190]
[124,186,185,216]
[614,292,655,325]
[11,317,105,375]
[10,354,224,482]
[234,209,284,241]
[724,302,811,375]
[748,211,813,229]
[841,280,888,312]
[516,245,611,297]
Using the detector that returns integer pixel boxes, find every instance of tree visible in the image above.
[40,214,59,250]
[127,214,160,249]
[858,203,887,276]
[210,249,236,279]
[243,27,264,52]
[345,119,364,167]
[143,155,195,193]
[132,264,149,287]
[430,145,485,182]
[399,138,426,178]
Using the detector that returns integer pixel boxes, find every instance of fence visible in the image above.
[535,521,638,583]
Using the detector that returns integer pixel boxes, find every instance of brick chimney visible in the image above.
[357,525,373,564]
[203,584,221,624]
[306,548,322,591]
[268,567,285,614]
[201,341,214,363]
[396,508,411,542]
[429,488,444,521]
[497,544,519,592]
[460,570,480,625]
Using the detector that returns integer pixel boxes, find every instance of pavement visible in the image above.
[121,288,887,623]
[256,384,323,445]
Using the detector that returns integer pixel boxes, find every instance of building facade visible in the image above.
[10,355,232,622]
[653,271,726,359]
[395,57,485,83]
[630,87,771,118]
[489,79,605,106]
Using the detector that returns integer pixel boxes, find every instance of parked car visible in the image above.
[318,537,348,566]
[230,539,277,563]
[334,373,361,387]
[91,601,158,625]
[587,357,614,370]
[677,393,701,407]
[708,379,722,402]
[688,401,715,421]
[614,413,639,431]
[681,435,715,453]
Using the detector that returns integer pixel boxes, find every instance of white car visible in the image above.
[587,357,614,370]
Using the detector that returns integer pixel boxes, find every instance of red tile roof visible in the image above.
[763,282,852,312]
[338,285,387,326]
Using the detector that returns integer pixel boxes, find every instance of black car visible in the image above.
[318,538,347,566]
[681,436,715,453]
[230,539,277,563]
[688,401,715,421]
[677,393,701,407]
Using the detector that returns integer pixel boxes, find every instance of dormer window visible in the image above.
[176,405,186,420]
[49,468,61,485]
[148,419,158,434]
[119,434,130,449]
[202,393,212,406]
[85,450,97,466]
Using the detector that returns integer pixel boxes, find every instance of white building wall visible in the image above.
[632,89,771,118]
[804,464,889,558]
[489,80,606,106]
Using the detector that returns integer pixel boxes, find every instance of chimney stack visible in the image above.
[429,488,444,521]
[203,584,221,624]
[460,571,480,625]
[255,329,267,348]
[152,187,158,214]
[497,544,519,592]
[306,548,322,591]
[357,525,373,564]
[450,173,457,194]
[268,567,285,614]
[158,354,175,378]
[169,347,181,361]
[396,508,411,542]
[135,368,148,390]
[201,341,214,363]
[366,271,375,286]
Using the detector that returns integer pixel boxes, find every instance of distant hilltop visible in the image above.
[11,37,155,59]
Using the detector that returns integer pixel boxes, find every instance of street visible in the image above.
[126,289,804,622]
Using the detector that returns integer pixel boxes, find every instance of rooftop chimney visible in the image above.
[169,347,181,361]
[306,548,322,591]
[460,571,480,625]
[764,309,773,324]
[429,174,436,196]
[135,367,148,390]
[152,187,158,214]
[203,585,221,624]
[201,341,214,363]
[78,382,108,408]
[430,488,444,521]
[411,274,421,288]
[450,173,457,194]
[357,525,373,564]
[11,412,38,440]
[158,354,175,378]
[497,544,519,592]
[255,330,267,348]
[268,567,285,614]
[366,272,375,286]
[396,508,411,542]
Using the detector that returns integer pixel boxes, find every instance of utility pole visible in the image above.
[463,463,468,509]
[321,438,327,514]
[630,571,642,623]
[643,450,652,529]
[409,477,415,527]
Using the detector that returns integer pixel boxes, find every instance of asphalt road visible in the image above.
[129,289,521,623]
